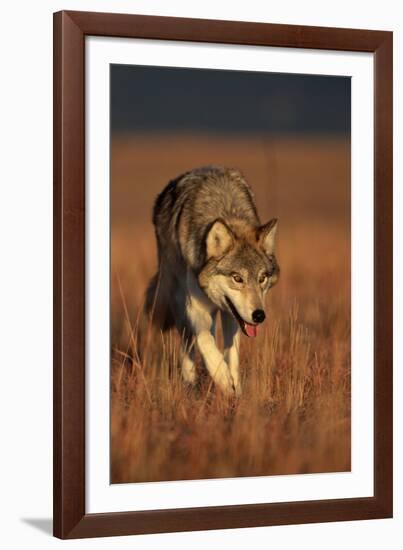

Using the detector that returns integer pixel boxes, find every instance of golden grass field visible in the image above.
[110,135,351,483]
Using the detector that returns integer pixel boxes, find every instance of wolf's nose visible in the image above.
[252,309,265,324]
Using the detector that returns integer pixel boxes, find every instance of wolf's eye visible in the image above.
[259,273,268,284]
[232,273,244,284]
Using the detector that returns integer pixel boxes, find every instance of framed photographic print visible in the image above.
[53,10,393,539]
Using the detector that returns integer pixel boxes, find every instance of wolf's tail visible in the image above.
[144,270,175,331]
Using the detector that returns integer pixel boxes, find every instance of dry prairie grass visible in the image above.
[110,135,351,483]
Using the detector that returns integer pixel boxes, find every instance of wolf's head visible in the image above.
[198,218,279,337]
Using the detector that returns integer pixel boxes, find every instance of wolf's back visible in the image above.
[152,166,259,271]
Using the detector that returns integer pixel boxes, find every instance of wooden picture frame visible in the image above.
[53,10,393,539]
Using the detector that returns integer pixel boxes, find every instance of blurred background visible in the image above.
[110,64,351,483]
[111,65,350,236]
[111,65,350,135]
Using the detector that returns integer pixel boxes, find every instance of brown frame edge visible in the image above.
[53,10,393,539]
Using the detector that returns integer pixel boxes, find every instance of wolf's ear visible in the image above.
[206,220,234,259]
[258,218,278,255]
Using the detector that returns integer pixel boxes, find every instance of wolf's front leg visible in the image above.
[174,287,198,385]
[179,329,197,385]
[221,311,242,396]
[186,296,235,394]
[196,330,235,395]
[185,281,234,395]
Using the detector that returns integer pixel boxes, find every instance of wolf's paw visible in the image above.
[182,368,197,385]
[214,368,237,396]
[233,381,242,398]
[181,354,197,384]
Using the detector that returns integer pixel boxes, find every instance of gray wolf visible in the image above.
[146,166,279,396]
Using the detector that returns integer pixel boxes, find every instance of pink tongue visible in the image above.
[245,323,258,338]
